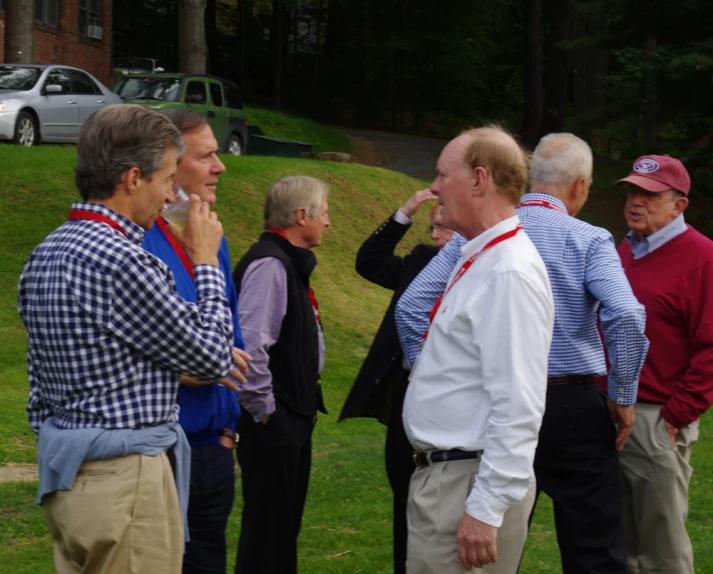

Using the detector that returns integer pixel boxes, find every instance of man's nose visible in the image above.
[213,156,226,174]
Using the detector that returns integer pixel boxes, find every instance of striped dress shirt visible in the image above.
[395,193,648,405]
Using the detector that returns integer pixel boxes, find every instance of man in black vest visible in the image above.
[339,189,453,574]
[232,175,329,574]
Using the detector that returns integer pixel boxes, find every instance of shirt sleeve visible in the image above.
[395,233,463,366]
[465,271,553,527]
[662,260,713,428]
[68,251,235,383]
[585,234,648,405]
[238,257,288,422]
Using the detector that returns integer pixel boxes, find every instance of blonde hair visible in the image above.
[460,125,529,204]
[264,176,329,228]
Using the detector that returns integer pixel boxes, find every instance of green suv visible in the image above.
[113,73,248,155]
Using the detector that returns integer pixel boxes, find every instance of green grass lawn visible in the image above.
[245,106,354,155]
[1,146,713,572]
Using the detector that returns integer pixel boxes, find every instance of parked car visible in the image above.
[111,57,169,90]
[113,73,248,155]
[0,64,122,147]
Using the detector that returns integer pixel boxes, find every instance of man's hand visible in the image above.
[664,419,679,447]
[456,513,498,570]
[399,188,437,218]
[261,415,270,425]
[180,349,251,392]
[607,399,636,451]
[167,194,223,267]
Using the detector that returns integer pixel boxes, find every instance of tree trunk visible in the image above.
[520,0,542,147]
[4,0,34,64]
[271,0,285,108]
[643,35,658,144]
[205,0,217,74]
[539,0,574,138]
[311,0,323,96]
[178,0,207,74]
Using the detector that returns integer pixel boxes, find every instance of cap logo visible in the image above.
[634,159,660,173]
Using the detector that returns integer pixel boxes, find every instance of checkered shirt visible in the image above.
[18,202,235,433]
[395,193,648,405]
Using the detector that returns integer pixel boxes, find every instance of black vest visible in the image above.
[233,232,321,419]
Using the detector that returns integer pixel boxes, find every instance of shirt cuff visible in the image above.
[193,264,227,296]
[465,485,513,529]
[393,210,413,225]
[242,393,276,423]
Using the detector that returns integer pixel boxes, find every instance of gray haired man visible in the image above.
[232,176,330,574]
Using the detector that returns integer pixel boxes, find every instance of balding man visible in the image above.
[402,126,554,573]
[396,133,649,573]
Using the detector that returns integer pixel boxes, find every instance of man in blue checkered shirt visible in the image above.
[18,105,241,573]
[395,133,648,573]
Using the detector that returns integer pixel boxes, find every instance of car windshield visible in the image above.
[0,67,41,91]
[114,77,181,101]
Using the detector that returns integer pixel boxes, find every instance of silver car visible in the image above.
[0,64,122,147]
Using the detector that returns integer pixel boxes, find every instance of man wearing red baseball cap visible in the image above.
[615,155,713,574]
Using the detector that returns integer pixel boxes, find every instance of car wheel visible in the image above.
[226,134,243,156]
[13,112,38,147]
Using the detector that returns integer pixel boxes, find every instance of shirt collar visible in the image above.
[460,215,521,259]
[626,213,687,255]
[71,201,146,245]
[519,192,569,215]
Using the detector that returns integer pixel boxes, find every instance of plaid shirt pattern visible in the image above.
[396,193,648,405]
[18,202,235,433]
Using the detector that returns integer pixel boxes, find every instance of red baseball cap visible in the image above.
[615,155,691,196]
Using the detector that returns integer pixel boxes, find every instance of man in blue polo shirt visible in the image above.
[143,109,249,573]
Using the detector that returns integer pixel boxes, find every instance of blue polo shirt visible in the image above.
[142,224,244,445]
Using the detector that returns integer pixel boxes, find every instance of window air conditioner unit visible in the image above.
[87,25,103,40]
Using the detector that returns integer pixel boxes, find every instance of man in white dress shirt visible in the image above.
[403,126,554,573]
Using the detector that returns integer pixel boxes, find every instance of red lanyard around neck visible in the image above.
[422,224,523,341]
[69,210,128,239]
[267,227,321,325]
[519,199,566,213]
[156,218,195,280]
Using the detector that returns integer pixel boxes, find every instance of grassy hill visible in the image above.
[1,146,712,573]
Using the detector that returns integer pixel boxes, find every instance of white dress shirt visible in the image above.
[403,215,554,527]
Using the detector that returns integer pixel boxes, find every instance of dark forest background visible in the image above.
[115,0,713,176]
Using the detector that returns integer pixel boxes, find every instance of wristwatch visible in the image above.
[219,428,238,442]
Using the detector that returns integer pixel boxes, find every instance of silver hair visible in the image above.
[530,133,593,188]
[75,104,185,201]
[264,176,328,228]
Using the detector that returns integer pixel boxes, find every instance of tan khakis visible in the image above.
[620,403,699,574]
[43,451,184,574]
[406,457,536,574]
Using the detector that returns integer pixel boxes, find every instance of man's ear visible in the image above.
[674,196,689,216]
[295,207,308,227]
[121,167,142,195]
[472,166,487,197]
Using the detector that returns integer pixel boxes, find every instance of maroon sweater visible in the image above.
[619,226,713,428]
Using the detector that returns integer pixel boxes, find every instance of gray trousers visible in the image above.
[406,458,535,574]
[620,403,699,574]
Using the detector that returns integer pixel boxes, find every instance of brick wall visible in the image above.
[0,1,113,87]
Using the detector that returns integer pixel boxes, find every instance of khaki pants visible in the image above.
[406,458,535,574]
[620,403,699,574]
[43,452,183,574]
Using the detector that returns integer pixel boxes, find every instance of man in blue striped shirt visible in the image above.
[395,133,648,573]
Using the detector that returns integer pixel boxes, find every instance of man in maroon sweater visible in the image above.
[615,155,713,574]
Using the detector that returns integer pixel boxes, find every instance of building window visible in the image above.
[79,0,101,38]
[0,0,5,13]
[35,0,59,28]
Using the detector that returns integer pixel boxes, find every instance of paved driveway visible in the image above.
[341,128,446,181]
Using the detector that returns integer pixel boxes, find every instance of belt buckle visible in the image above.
[412,452,430,468]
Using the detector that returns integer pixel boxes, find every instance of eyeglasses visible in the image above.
[427,224,446,234]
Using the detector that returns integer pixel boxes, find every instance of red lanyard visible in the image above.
[156,218,195,280]
[267,227,321,325]
[519,199,566,213]
[422,224,523,340]
[69,209,128,239]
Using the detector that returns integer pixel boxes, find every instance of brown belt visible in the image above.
[547,375,592,386]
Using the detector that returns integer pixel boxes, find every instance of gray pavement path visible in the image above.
[341,128,446,181]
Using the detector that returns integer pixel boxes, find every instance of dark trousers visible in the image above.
[532,380,628,574]
[385,369,416,574]
[183,442,236,574]
[235,402,314,574]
